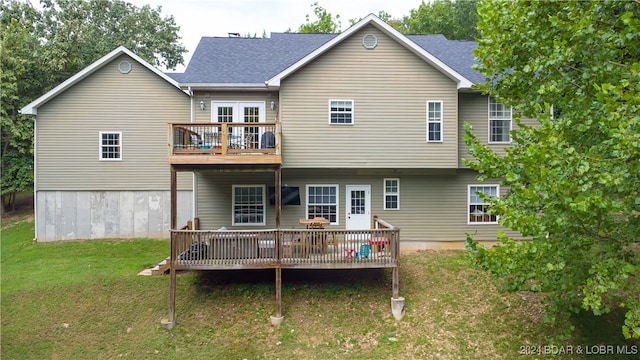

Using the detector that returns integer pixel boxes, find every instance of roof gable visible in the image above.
[179,14,480,91]
[20,46,186,115]
[266,14,474,90]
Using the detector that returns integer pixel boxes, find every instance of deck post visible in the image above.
[170,169,177,230]
[275,166,281,229]
[392,266,399,298]
[275,267,282,317]
[270,166,284,326]
[166,234,177,329]
[390,231,404,320]
[390,266,405,320]
[162,169,178,330]
[271,266,283,325]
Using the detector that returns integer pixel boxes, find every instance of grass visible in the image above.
[1,213,637,359]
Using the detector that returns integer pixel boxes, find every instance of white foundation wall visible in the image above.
[35,190,192,241]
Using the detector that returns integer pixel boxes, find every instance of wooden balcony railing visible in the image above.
[168,122,281,165]
[170,217,400,270]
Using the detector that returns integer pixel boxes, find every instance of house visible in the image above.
[166,14,528,250]
[20,14,529,247]
[22,14,533,326]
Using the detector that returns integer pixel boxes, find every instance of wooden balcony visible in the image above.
[168,122,282,166]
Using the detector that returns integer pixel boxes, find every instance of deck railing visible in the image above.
[169,122,280,156]
[170,218,399,270]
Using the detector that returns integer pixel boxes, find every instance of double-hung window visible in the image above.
[384,178,400,210]
[489,97,512,143]
[99,131,122,160]
[468,185,498,224]
[427,101,443,142]
[232,185,265,226]
[306,185,338,223]
[329,100,353,125]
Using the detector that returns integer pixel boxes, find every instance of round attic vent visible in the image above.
[362,34,378,49]
[118,60,132,74]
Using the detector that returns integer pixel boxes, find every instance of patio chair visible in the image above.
[260,131,275,148]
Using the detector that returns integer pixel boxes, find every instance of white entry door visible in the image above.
[345,185,371,230]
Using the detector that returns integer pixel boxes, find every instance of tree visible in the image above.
[0,0,186,211]
[348,11,407,33]
[37,0,186,84]
[464,0,640,340]
[1,0,40,211]
[405,0,479,40]
[298,2,341,33]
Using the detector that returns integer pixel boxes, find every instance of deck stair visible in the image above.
[137,256,171,276]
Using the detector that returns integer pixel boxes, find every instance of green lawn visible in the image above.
[1,216,637,359]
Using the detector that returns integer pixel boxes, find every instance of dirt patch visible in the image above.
[1,193,34,226]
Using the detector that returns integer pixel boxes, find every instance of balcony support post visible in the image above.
[163,168,178,330]
[274,166,283,322]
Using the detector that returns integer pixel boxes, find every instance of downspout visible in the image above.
[188,86,196,222]
[32,116,38,242]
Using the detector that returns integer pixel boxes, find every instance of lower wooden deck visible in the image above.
[171,228,399,270]
[164,218,401,329]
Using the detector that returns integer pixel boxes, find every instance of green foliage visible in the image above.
[298,1,478,37]
[0,149,33,211]
[465,0,640,340]
[405,0,479,40]
[0,0,186,210]
[298,2,341,33]
[37,0,186,80]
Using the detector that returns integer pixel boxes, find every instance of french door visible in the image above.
[212,102,265,148]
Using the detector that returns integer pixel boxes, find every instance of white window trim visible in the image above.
[305,184,340,225]
[467,184,499,225]
[99,131,122,161]
[383,178,400,210]
[488,97,512,144]
[231,184,266,226]
[426,100,443,143]
[328,99,354,125]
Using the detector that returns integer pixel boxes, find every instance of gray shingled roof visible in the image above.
[407,35,483,84]
[169,32,482,85]
[175,33,336,84]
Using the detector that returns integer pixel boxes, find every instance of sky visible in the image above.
[124,0,425,71]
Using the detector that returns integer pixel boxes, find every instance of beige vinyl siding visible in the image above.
[36,55,192,190]
[192,92,279,123]
[195,172,274,230]
[458,92,539,168]
[280,25,459,169]
[195,169,522,244]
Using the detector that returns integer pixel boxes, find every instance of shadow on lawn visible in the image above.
[570,309,639,357]
[192,268,390,291]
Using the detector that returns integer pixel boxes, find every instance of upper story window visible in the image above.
[384,178,400,210]
[468,185,499,224]
[329,100,353,125]
[489,97,512,143]
[306,185,338,223]
[232,185,265,226]
[427,101,443,142]
[99,131,122,161]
